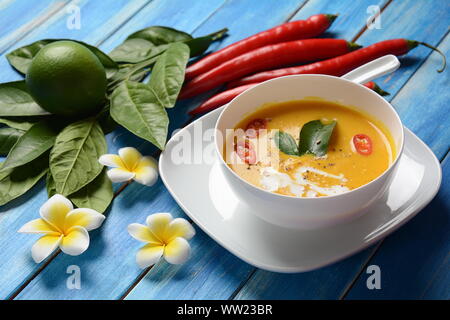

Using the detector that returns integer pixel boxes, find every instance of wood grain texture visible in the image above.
[346,154,449,299]
[0,0,68,53]
[345,35,450,299]
[0,0,152,299]
[355,0,450,97]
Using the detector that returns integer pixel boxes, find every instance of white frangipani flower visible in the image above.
[18,194,105,263]
[99,147,158,186]
[128,213,195,268]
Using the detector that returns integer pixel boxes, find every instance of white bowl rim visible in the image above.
[214,74,405,201]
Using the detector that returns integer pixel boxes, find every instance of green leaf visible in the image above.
[0,81,49,116]
[6,39,118,78]
[81,42,119,79]
[46,171,56,198]
[110,81,168,150]
[184,28,228,57]
[107,56,158,88]
[69,169,113,214]
[0,116,44,130]
[1,121,59,170]
[274,131,299,156]
[6,40,49,74]
[298,120,336,157]
[0,152,48,206]
[0,127,24,156]
[50,119,107,196]
[109,26,191,64]
[148,43,189,108]
[108,38,157,63]
[128,26,192,44]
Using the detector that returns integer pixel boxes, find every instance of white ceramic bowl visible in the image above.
[214,75,404,229]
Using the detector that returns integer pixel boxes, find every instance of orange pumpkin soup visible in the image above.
[225,99,395,198]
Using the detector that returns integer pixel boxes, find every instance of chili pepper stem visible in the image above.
[419,41,446,73]
[348,42,362,51]
[208,28,229,41]
[373,83,390,96]
[325,14,339,24]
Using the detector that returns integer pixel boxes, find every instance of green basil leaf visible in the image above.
[128,26,192,44]
[0,127,24,156]
[69,168,113,213]
[0,152,48,206]
[50,119,106,196]
[185,28,228,57]
[0,81,49,116]
[110,81,168,150]
[298,120,336,157]
[1,121,59,170]
[148,43,189,108]
[46,171,56,198]
[6,39,118,78]
[274,131,299,156]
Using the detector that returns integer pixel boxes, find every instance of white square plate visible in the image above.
[159,107,442,273]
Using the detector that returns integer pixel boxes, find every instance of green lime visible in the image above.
[26,40,107,117]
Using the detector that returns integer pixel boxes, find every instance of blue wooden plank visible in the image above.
[234,0,450,300]
[13,0,230,300]
[346,154,450,299]
[234,250,374,300]
[0,0,153,299]
[291,0,388,40]
[0,0,68,53]
[345,34,450,300]
[393,37,450,160]
[123,223,255,300]
[356,0,450,98]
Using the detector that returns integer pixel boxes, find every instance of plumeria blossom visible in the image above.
[128,213,195,268]
[18,194,105,263]
[99,147,158,186]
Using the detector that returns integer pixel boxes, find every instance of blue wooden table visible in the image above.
[0,0,448,300]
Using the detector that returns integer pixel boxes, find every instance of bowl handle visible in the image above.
[341,55,400,84]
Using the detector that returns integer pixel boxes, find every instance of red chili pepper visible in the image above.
[180,39,359,99]
[363,81,390,96]
[189,81,389,116]
[228,39,445,87]
[185,14,338,81]
[188,84,255,115]
[352,134,373,155]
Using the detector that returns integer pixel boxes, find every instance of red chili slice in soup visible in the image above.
[245,118,267,138]
[235,140,257,164]
[353,134,373,155]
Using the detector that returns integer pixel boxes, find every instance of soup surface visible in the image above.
[225,99,395,198]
